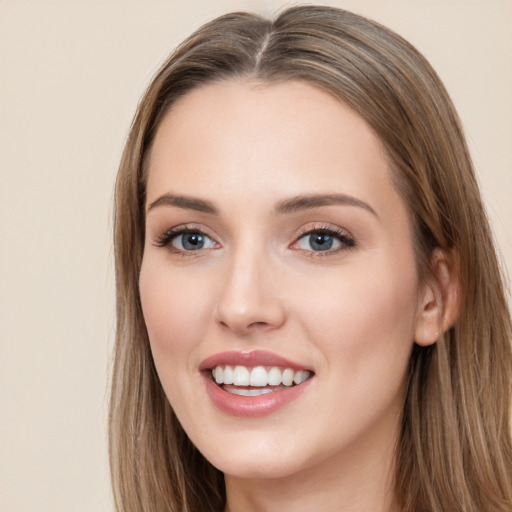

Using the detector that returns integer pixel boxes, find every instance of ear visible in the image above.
[414,248,459,346]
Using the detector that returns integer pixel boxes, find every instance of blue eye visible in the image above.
[171,231,216,251]
[154,227,217,253]
[295,228,355,253]
[305,233,335,251]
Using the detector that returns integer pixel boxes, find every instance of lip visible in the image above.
[200,350,314,418]
[199,350,312,371]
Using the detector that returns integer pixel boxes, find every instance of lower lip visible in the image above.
[202,372,313,418]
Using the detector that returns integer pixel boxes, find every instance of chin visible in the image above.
[191,428,299,478]
[211,454,302,480]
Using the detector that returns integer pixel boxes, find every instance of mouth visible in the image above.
[200,351,315,417]
[210,365,313,396]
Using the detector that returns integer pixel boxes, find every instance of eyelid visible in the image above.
[153,224,219,252]
[151,222,355,256]
[290,223,356,255]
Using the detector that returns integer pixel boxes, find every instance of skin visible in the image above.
[139,80,441,512]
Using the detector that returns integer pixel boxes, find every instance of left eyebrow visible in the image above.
[274,194,379,218]
[147,193,219,214]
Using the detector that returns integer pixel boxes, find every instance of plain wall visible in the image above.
[1,1,510,511]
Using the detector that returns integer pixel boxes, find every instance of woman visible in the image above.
[109,6,512,511]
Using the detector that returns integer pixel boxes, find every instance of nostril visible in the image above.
[247,321,269,330]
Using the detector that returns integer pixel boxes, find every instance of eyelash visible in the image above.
[153,225,214,254]
[153,224,356,256]
[292,225,356,257]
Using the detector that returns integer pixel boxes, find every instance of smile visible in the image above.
[200,351,314,417]
[212,365,312,396]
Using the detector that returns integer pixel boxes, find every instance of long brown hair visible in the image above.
[110,6,512,511]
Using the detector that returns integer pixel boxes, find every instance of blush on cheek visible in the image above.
[297,263,418,361]
[139,261,213,362]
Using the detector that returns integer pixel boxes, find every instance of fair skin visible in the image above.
[139,80,442,512]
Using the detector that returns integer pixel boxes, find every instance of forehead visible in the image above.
[149,79,385,162]
[146,79,398,218]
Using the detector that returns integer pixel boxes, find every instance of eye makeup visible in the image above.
[291,223,356,257]
[151,220,356,259]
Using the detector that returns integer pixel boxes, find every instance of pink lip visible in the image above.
[199,350,312,371]
[199,350,314,418]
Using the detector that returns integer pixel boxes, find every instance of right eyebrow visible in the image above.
[274,193,379,219]
[147,193,219,215]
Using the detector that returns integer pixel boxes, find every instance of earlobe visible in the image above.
[414,248,459,347]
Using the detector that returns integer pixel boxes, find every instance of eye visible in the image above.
[293,227,355,254]
[172,231,216,251]
[154,227,218,253]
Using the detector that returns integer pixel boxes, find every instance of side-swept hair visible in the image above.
[110,6,512,511]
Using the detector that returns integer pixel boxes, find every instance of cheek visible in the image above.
[139,258,213,370]
[292,256,419,367]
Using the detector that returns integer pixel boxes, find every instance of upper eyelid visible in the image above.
[294,223,354,239]
[153,224,216,246]
[155,223,214,237]
[151,222,355,248]
[291,224,356,251]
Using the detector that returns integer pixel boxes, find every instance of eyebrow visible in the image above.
[147,192,378,218]
[147,194,219,214]
[274,194,378,218]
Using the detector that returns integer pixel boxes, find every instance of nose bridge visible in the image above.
[215,236,285,334]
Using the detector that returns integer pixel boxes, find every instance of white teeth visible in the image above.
[282,368,294,386]
[294,370,309,385]
[223,365,234,385]
[228,387,275,396]
[214,366,223,384]
[211,365,312,387]
[233,366,250,386]
[249,366,268,387]
[267,367,282,386]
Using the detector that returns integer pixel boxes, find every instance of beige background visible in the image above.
[0,1,510,511]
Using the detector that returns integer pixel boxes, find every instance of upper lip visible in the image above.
[199,350,313,372]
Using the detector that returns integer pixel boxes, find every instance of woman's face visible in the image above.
[140,80,426,480]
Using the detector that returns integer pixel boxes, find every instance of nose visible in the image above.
[215,249,286,336]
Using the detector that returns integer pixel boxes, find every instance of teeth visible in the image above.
[214,366,223,384]
[294,370,309,385]
[228,387,275,396]
[267,367,282,386]
[282,368,294,386]
[249,366,268,386]
[233,366,250,386]
[211,365,312,387]
[223,365,234,384]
